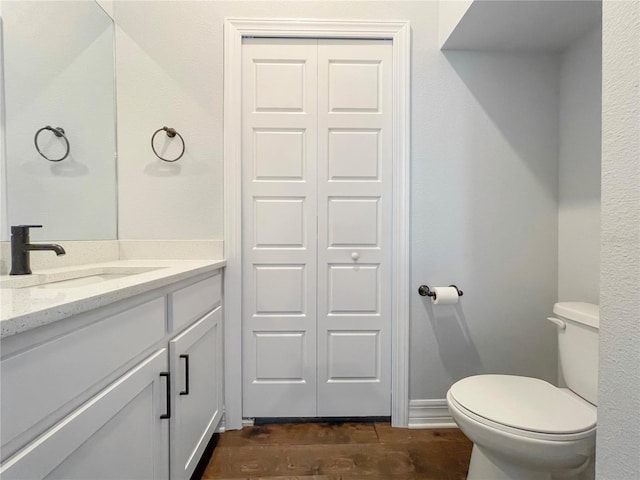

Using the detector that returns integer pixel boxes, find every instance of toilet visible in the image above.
[447,302,599,480]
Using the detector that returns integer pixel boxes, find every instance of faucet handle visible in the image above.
[11,225,42,233]
[11,225,42,238]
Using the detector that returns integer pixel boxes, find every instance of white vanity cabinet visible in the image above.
[0,267,224,480]
[169,271,223,480]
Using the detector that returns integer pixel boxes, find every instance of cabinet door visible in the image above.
[170,306,223,480]
[0,349,170,480]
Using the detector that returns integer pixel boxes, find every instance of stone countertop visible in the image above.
[0,259,226,338]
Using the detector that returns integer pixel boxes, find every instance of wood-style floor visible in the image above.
[200,422,472,480]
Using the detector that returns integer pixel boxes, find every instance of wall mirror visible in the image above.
[1,0,117,241]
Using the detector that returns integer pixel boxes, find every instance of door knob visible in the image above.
[351,252,359,261]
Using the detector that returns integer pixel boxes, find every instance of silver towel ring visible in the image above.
[34,126,70,162]
[151,126,185,162]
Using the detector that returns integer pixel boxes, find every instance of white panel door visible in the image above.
[242,38,392,418]
[317,40,392,416]
[242,38,318,417]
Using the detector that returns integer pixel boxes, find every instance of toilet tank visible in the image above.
[552,302,599,405]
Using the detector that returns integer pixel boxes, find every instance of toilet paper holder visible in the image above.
[418,284,463,299]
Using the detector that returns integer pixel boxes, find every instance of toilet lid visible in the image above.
[449,375,596,434]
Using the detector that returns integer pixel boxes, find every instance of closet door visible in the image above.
[316,40,393,416]
[242,38,393,418]
[242,39,318,417]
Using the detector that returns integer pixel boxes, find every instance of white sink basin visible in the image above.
[0,266,166,289]
[36,273,134,289]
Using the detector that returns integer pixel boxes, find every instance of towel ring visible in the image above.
[151,126,185,162]
[34,126,70,162]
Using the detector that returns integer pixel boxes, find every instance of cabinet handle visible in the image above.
[160,372,171,419]
[179,354,190,396]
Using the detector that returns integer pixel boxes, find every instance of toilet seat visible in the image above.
[448,375,596,441]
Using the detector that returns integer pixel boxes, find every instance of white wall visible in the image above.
[438,0,602,52]
[113,1,559,401]
[114,0,224,240]
[439,0,473,48]
[96,0,114,19]
[0,6,8,243]
[558,25,601,303]
[598,1,640,477]
[1,0,117,241]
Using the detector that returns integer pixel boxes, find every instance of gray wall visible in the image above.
[558,25,601,304]
[411,49,559,398]
[598,1,640,477]
[112,1,559,401]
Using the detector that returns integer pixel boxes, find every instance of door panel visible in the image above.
[328,129,381,180]
[328,197,380,247]
[254,61,307,112]
[254,198,305,247]
[254,332,307,380]
[328,61,382,112]
[242,39,318,417]
[317,40,392,417]
[253,129,306,181]
[327,331,381,380]
[328,264,380,313]
[254,264,307,314]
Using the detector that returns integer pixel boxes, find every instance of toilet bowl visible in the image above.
[447,303,599,480]
[447,375,596,480]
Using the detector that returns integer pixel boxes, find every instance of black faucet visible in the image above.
[10,225,66,275]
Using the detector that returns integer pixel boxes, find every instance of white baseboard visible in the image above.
[408,399,457,429]
[216,414,226,433]
[242,418,255,427]
[224,407,453,430]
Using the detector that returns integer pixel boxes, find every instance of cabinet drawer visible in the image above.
[170,272,221,333]
[0,297,166,459]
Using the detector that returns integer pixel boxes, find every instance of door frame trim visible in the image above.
[223,18,411,429]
